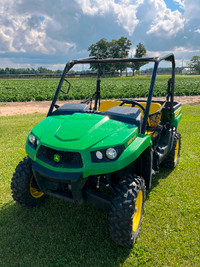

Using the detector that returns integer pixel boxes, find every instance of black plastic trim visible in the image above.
[32,161,84,203]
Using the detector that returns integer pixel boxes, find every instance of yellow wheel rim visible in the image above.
[30,176,44,198]
[174,139,180,163]
[132,190,143,232]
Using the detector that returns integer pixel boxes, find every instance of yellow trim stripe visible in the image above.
[175,109,182,118]
[127,135,136,145]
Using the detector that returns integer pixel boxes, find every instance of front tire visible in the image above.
[11,157,46,207]
[109,174,146,247]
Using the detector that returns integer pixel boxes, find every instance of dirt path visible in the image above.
[0,96,200,116]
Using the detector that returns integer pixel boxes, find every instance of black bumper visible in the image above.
[32,161,86,204]
[32,161,112,210]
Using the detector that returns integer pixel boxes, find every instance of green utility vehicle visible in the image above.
[11,54,182,246]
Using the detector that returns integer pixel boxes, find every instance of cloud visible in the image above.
[173,0,184,8]
[146,0,185,37]
[147,45,200,67]
[76,0,187,38]
[0,1,77,56]
[76,0,110,15]
[0,0,199,68]
[76,0,144,35]
[183,0,200,20]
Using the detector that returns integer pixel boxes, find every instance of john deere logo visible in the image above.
[54,154,60,162]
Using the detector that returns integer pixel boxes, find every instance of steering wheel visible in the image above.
[119,100,145,113]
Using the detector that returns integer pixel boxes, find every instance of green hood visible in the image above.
[31,113,138,151]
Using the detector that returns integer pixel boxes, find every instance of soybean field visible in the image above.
[0,75,199,102]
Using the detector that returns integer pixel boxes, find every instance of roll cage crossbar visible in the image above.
[47,54,175,135]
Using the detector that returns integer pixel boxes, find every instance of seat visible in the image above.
[99,100,131,111]
[99,100,162,134]
[138,102,162,128]
[138,102,161,115]
[104,106,143,132]
[51,103,89,116]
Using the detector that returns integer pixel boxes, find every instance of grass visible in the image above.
[0,105,200,266]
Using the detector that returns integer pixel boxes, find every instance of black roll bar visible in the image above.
[47,54,175,133]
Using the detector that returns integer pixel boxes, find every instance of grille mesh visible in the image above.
[37,146,83,168]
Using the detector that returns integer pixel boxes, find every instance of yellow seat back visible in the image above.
[138,102,161,114]
[138,102,162,128]
[99,100,131,111]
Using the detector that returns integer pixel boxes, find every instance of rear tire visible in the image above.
[11,157,46,207]
[109,174,146,247]
[164,131,181,168]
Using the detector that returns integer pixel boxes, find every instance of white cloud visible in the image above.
[147,46,200,66]
[0,0,199,68]
[76,0,144,35]
[0,1,76,56]
[173,0,184,8]
[77,0,110,15]
[113,2,141,35]
[146,0,185,37]
[76,0,186,37]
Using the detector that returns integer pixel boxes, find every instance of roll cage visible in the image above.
[47,54,176,135]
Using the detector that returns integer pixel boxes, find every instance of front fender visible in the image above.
[83,134,152,177]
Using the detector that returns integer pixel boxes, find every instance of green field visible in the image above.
[0,104,200,266]
[0,75,200,102]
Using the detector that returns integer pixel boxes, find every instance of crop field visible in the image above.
[0,75,199,102]
[0,104,200,266]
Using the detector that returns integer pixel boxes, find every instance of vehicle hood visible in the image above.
[30,113,138,151]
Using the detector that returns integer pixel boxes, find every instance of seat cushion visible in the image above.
[52,103,89,116]
[105,106,143,132]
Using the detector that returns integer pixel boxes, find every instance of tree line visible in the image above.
[0,67,63,75]
[141,67,183,75]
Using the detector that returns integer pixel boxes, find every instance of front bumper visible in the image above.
[32,161,85,204]
[32,161,112,210]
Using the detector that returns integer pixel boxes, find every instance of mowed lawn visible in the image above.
[0,104,200,267]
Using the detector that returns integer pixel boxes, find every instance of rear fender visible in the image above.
[171,107,182,129]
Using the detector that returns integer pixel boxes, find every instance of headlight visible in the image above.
[96,151,103,160]
[29,134,36,144]
[28,133,39,149]
[91,145,124,163]
[106,148,118,160]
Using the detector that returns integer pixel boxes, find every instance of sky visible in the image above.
[0,0,200,70]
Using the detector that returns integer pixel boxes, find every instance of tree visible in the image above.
[130,43,147,75]
[88,38,110,59]
[88,38,111,75]
[88,37,132,75]
[188,56,200,74]
[109,37,132,75]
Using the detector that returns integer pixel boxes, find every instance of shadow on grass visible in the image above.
[0,167,175,267]
[0,197,131,267]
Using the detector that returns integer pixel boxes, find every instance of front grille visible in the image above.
[37,145,83,168]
